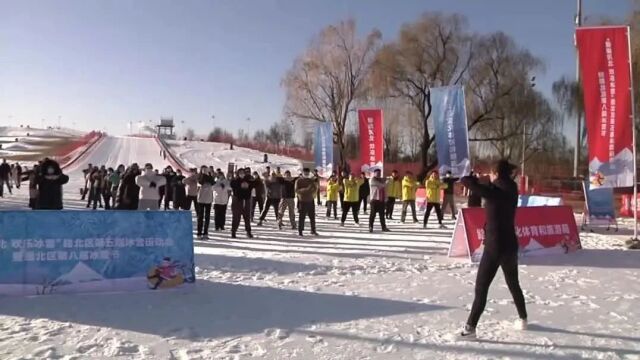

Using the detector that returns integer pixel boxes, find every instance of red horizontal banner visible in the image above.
[449,206,581,262]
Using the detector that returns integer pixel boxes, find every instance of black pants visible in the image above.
[386,197,396,219]
[164,193,173,210]
[339,192,344,208]
[185,195,197,211]
[467,251,528,328]
[341,201,360,224]
[442,193,457,218]
[423,202,443,226]
[0,177,12,196]
[89,188,103,209]
[326,200,337,218]
[196,203,212,236]
[401,200,418,222]
[251,195,264,220]
[259,198,280,222]
[214,204,227,230]
[232,197,252,235]
[298,201,316,234]
[316,188,321,205]
[359,195,368,214]
[369,200,387,230]
[103,193,112,210]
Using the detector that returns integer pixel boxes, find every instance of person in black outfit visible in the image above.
[466,171,483,208]
[15,163,22,189]
[117,164,141,210]
[172,170,187,210]
[441,171,459,219]
[0,159,11,197]
[251,172,265,221]
[163,167,176,210]
[358,172,370,215]
[458,160,528,339]
[34,158,69,210]
[230,169,255,238]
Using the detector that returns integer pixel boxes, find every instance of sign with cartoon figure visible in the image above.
[0,211,195,296]
[449,206,581,262]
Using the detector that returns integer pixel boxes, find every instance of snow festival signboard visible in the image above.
[449,206,581,262]
[0,211,195,296]
[358,109,384,173]
[576,26,634,188]
[432,86,471,178]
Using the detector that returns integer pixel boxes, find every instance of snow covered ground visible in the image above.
[0,126,83,160]
[0,137,639,359]
[166,140,303,174]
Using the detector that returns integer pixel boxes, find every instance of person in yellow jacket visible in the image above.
[385,170,402,220]
[401,171,420,223]
[341,173,364,225]
[325,175,340,219]
[424,171,447,229]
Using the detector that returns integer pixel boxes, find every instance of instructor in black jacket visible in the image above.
[458,159,527,339]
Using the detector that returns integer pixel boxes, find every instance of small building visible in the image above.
[156,117,176,139]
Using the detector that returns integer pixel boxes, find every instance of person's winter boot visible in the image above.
[382,228,391,232]
[439,224,447,229]
[247,232,254,239]
[458,324,476,339]
[369,227,373,233]
[231,232,237,239]
[257,220,263,227]
[514,318,528,330]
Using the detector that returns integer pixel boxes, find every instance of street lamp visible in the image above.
[521,77,536,192]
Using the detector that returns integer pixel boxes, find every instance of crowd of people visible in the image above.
[2,157,490,238]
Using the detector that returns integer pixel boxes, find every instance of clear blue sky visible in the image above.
[0,0,632,136]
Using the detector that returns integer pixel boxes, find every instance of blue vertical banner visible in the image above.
[432,86,471,178]
[314,121,334,176]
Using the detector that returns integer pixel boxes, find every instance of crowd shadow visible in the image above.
[295,328,640,359]
[520,248,640,269]
[0,280,445,340]
[194,253,325,276]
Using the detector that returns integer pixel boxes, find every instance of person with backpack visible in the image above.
[458,160,527,339]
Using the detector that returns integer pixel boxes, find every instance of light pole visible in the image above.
[521,78,536,192]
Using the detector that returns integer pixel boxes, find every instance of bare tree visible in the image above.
[283,19,382,167]
[371,13,473,174]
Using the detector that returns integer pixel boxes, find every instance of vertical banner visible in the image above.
[358,109,384,173]
[314,121,334,176]
[576,26,634,188]
[432,86,471,178]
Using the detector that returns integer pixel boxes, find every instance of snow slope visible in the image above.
[167,140,303,173]
[0,138,639,359]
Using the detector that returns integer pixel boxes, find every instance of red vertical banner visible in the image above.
[358,109,384,173]
[576,26,634,188]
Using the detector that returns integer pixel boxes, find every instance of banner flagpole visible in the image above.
[627,26,638,241]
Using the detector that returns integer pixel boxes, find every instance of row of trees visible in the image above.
[283,13,573,175]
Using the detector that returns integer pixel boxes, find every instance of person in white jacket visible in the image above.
[135,163,166,210]
[212,171,232,231]
[196,166,215,239]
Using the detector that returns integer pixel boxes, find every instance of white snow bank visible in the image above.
[166,140,303,174]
